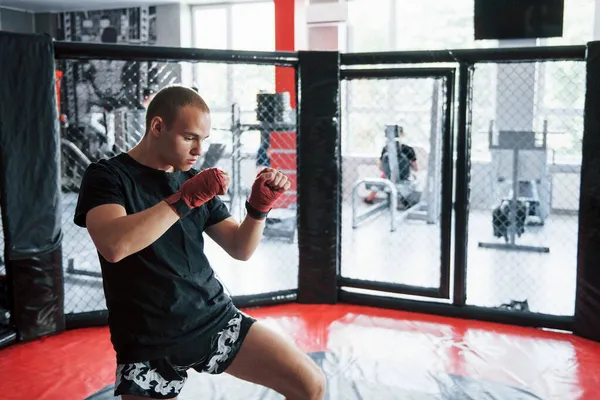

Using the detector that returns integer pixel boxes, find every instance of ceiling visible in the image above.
[0,0,245,13]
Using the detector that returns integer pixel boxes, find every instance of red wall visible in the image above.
[274,0,296,108]
[271,0,297,209]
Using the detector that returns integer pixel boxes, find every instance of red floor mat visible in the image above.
[1,304,599,399]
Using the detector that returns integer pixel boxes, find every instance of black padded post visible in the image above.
[0,32,64,341]
[574,40,600,342]
[296,51,341,304]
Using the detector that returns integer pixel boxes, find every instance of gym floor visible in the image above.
[59,192,578,318]
[1,303,598,399]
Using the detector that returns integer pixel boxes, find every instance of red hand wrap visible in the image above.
[247,169,286,213]
[165,168,227,216]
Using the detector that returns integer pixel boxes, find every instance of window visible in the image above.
[544,0,595,47]
[541,0,593,111]
[540,0,593,159]
[342,0,594,158]
[193,6,229,109]
[193,6,228,50]
[231,1,276,120]
[395,0,478,51]
[347,0,392,52]
[231,2,275,51]
[192,1,276,121]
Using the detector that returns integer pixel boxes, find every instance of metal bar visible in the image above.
[66,258,102,278]
[341,45,586,65]
[339,291,574,332]
[341,67,456,80]
[453,62,472,307]
[66,310,109,330]
[66,267,102,278]
[439,70,456,299]
[352,201,390,227]
[233,289,298,309]
[0,329,17,350]
[53,41,298,66]
[478,242,550,253]
[339,277,445,299]
[509,147,519,245]
[242,123,297,131]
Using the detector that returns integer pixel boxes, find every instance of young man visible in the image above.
[73,85,326,400]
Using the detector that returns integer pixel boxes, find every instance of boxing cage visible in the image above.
[0,31,599,351]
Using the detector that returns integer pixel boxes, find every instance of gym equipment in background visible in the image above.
[478,125,550,253]
[351,80,444,231]
[351,125,426,231]
[226,93,297,243]
[65,91,298,281]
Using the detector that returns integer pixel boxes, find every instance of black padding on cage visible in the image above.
[296,51,341,304]
[0,32,64,341]
[574,40,600,343]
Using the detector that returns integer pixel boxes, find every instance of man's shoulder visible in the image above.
[86,153,131,174]
[80,154,135,190]
[103,152,132,168]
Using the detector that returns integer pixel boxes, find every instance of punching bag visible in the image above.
[0,32,64,341]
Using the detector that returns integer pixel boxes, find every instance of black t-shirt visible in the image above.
[380,143,417,181]
[73,153,233,363]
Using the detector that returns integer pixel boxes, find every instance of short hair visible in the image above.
[145,85,210,133]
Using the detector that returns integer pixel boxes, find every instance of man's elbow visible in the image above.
[97,243,128,263]
[233,249,253,261]
[230,243,256,261]
[99,249,122,263]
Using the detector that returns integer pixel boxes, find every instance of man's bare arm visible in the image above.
[85,201,180,263]
[206,216,265,261]
[206,168,290,262]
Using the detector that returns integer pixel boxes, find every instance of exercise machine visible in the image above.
[478,125,550,253]
[351,78,444,231]
[351,125,425,231]
[224,93,298,243]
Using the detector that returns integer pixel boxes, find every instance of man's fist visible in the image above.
[217,171,230,196]
[165,168,228,217]
[247,168,291,213]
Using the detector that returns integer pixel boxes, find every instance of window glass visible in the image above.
[347,0,392,52]
[193,6,229,108]
[231,2,275,51]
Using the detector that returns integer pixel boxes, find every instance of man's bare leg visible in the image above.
[225,321,326,400]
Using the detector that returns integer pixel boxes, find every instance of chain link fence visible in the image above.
[57,58,298,315]
[467,60,585,316]
[340,75,446,290]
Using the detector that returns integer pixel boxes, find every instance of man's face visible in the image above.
[152,105,211,171]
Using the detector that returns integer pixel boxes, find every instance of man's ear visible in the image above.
[149,116,164,137]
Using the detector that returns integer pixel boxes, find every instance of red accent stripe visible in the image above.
[275,0,296,108]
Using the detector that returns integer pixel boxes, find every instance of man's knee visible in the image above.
[309,367,327,399]
[297,360,326,400]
